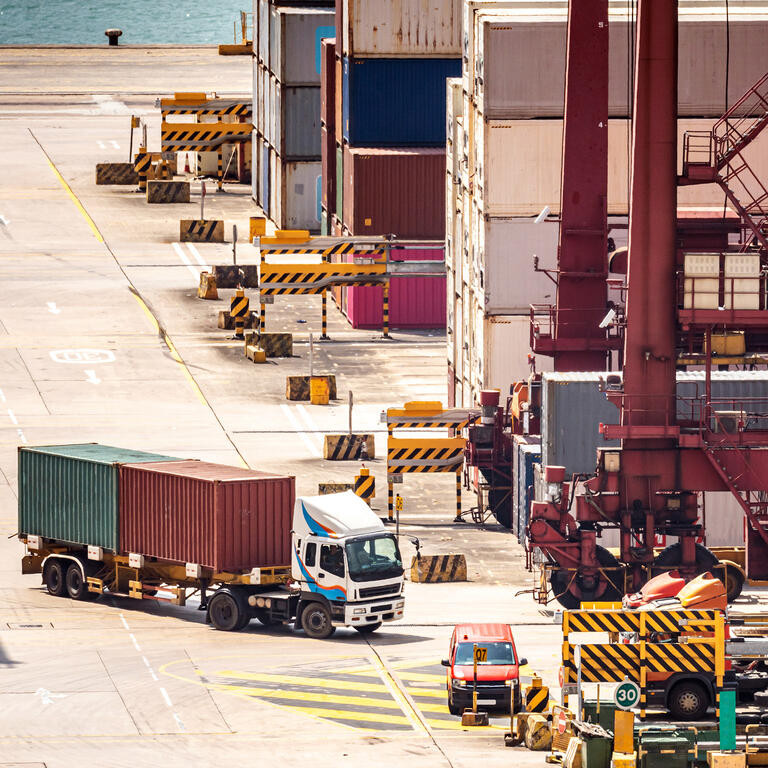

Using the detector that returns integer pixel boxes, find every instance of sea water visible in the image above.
[0,0,250,45]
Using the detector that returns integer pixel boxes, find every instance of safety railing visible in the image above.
[712,72,768,166]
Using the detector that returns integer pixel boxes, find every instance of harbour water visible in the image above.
[0,0,249,45]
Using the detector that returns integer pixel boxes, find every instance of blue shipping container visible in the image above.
[342,57,461,146]
[516,443,541,544]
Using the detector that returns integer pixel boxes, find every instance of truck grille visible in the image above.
[360,585,400,599]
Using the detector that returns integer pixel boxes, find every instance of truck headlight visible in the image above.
[395,601,405,609]
[353,608,366,615]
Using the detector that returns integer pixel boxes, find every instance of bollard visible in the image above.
[105,28,122,45]
[354,466,375,506]
[230,289,249,340]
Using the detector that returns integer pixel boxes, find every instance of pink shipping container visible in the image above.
[119,460,294,572]
[345,248,446,329]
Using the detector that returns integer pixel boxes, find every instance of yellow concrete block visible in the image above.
[246,345,266,363]
[197,271,218,300]
[249,216,267,240]
[707,753,746,768]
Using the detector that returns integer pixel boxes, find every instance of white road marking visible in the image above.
[280,404,321,458]
[185,242,209,269]
[92,94,130,115]
[0,389,5,403]
[172,242,200,283]
[0,214,9,226]
[47,302,61,314]
[142,656,151,668]
[174,713,186,730]
[110,140,120,149]
[159,687,173,707]
[119,613,130,630]
[128,633,141,652]
[7,408,18,424]
[84,369,101,385]
[295,404,324,452]
[97,140,106,149]
[50,349,115,364]
[17,428,27,444]
[35,687,65,706]
[149,668,159,681]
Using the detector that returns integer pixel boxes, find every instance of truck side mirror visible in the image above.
[518,658,528,667]
[441,658,450,667]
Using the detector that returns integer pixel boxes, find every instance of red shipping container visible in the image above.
[335,54,343,140]
[342,146,446,238]
[321,124,335,213]
[119,460,294,572]
[320,37,336,130]
[345,247,446,329]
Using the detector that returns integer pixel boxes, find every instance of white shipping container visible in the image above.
[269,7,335,86]
[273,156,322,231]
[258,0,270,66]
[473,116,768,216]
[343,0,462,57]
[701,492,745,547]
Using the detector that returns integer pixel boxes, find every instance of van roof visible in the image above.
[453,623,515,643]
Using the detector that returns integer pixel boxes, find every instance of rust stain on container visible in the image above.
[119,460,294,572]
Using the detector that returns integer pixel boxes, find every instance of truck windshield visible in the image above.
[454,642,516,665]
[346,535,403,582]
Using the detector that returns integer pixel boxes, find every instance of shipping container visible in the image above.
[341,0,462,57]
[342,146,446,238]
[18,444,183,552]
[344,247,446,329]
[335,142,343,220]
[271,80,322,159]
[261,139,271,216]
[258,0,270,67]
[334,54,343,138]
[320,36,336,129]
[119,460,294,572]
[273,155,322,231]
[321,124,335,213]
[513,437,540,541]
[342,57,461,146]
[470,8,768,119]
[541,371,768,476]
[269,6,335,86]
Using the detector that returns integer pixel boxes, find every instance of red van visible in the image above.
[442,623,526,715]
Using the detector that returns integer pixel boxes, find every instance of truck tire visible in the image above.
[301,601,336,639]
[65,562,93,601]
[208,592,244,632]
[668,680,710,720]
[44,560,66,597]
[354,622,382,635]
[718,562,745,603]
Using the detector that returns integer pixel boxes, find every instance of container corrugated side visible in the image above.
[273,84,322,159]
[342,146,446,238]
[321,124,335,212]
[274,156,321,231]
[320,37,336,129]
[270,7,334,86]
[18,444,182,551]
[342,57,461,147]
[515,441,540,541]
[119,460,295,572]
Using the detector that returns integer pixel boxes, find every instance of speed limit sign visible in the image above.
[614,680,641,710]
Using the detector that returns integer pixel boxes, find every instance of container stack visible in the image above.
[448,1,768,408]
[252,0,334,230]
[322,0,462,329]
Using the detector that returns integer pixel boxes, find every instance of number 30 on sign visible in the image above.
[614,680,641,710]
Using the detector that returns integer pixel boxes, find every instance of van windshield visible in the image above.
[455,641,516,665]
[345,534,403,582]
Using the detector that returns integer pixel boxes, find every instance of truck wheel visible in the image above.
[44,560,66,597]
[208,592,244,632]
[65,562,92,601]
[668,680,710,720]
[354,622,382,635]
[301,602,336,639]
[718,562,745,603]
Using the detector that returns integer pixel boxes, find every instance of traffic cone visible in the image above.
[183,153,191,174]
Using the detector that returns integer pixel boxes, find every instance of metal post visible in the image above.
[574,645,582,720]
[473,643,479,714]
[309,332,314,377]
[201,180,206,221]
[382,280,390,338]
[455,469,462,522]
[260,248,266,334]
[388,482,394,523]
[348,391,353,435]
[217,115,223,190]
[232,224,238,266]
[129,115,135,161]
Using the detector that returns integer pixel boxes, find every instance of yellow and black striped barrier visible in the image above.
[354,467,375,506]
[563,608,719,637]
[410,554,467,583]
[259,263,386,296]
[323,434,375,461]
[386,437,465,474]
[386,403,478,431]
[181,219,224,243]
[219,312,258,331]
[259,332,293,358]
[134,151,152,191]
[160,122,252,152]
[95,162,139,185]
[260,242,383,258]
[286,375,336,401]
[524,678,549,713]
[230,289,249,339]
[146,180,190,204]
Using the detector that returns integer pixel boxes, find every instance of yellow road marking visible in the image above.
[396,671,446,684]
[368,652,430,735]
[235,686,403,710]
[427,719,505,732]
[404,687,445,699]
[277,705,411,727]
[216,670,390,693]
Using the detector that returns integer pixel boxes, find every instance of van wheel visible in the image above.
[301,602,336,639]
[448,691,461,716]
[354,622,382,634]
[44,560,66,597]
[65,562,92,600]
[668,680,710,720]
[208,592,244,632]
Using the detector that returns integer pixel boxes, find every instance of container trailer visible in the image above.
[18,445,406,638]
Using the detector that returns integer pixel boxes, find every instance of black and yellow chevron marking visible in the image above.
[566,610,639,635]
[564,609,718,637]
[410,554,467,583]
[230,294,250,319]
[261,244,384,257]
[95,162,139,185]
[644,641,716,674]
[146,180,190,204]
[524,685,549,713]
[261,333,294,358]
[387,419,470,430]
[286,374,336,400]
[387,438,466,474]
[260,264,386,295]
[162,102,251,118]
[324,434,374,461]
[161,122,252,151]
[181,219,224,243]
[642,610,717,636]
[575,644,641,683]
[354,474,375,500]
[134,152,152,174]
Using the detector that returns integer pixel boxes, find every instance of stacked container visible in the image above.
[449,1,768,408]
[253,0,334,230]
[323,0,462,329]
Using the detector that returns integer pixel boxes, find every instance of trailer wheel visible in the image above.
[668,680,710,720]
[717,562,745,603]
[65,562,92,601]
[551,546,623,609]
[208,592,244,632]
[44,560,66,597]
[354,622,382,634]
[301,602,336,639]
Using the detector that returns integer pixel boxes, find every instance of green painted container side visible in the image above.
[18,444,183,551]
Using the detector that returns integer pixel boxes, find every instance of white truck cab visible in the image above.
[291,491,406,637]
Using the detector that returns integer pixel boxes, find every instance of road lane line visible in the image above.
[119,613,130,630]
[110,140,120,149]
[7,409,17,425]
[128,633,141,652]
[159,687,173,707]
[0,390,5,403]
[185,242,209,268]
[17,428,27,444]
[280,404,321,458]
[295,404,324,452]
[172,242,200,283]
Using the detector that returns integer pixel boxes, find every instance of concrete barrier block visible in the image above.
[218,311,258,330]
[261,333,293,358]
[146,180,190,204]
[318,483,355,495]
[409,554,467,583]
[96,162,139,185]
[245,345,267,363]
[181,219,224,243]
[286,374,336,401]
[323,434,374,460]
[197,271,218,299]
[213,264,259,288]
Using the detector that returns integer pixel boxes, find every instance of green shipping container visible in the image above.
[335,143,343,220]
[18,444,182,552]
